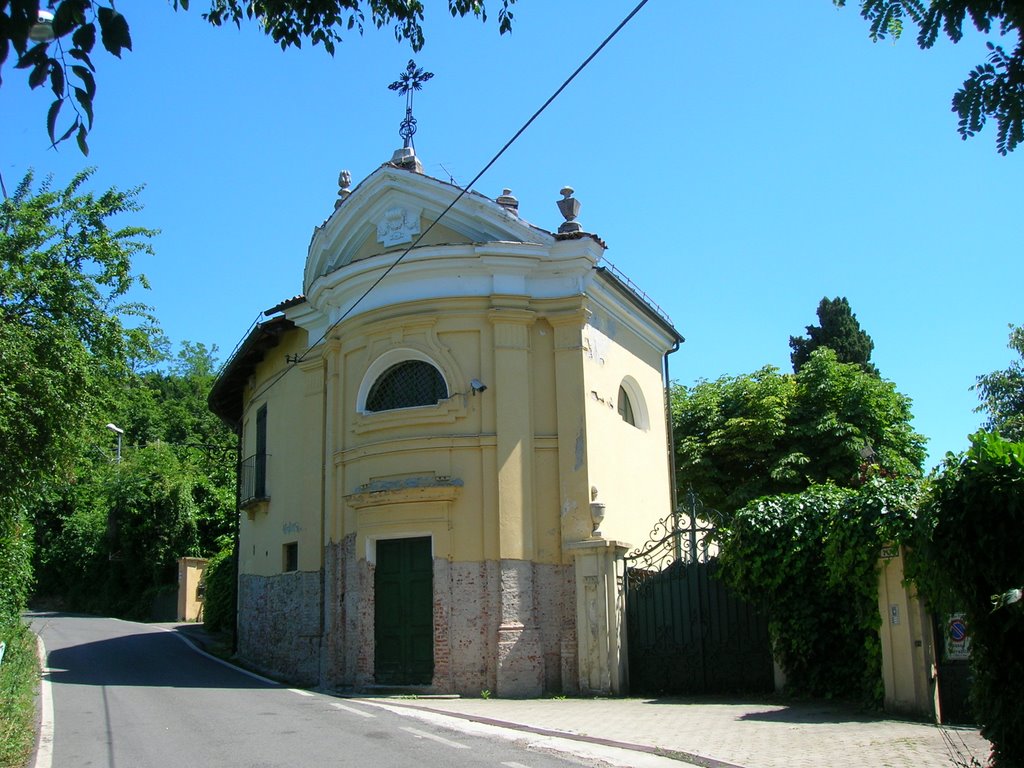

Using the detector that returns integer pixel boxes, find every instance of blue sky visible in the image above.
[2,1,1020,469]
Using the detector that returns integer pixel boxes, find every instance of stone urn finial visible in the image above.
[335,169,352,209]
[557,186,582,233]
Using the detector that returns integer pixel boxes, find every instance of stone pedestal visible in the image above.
[567,538,629,695]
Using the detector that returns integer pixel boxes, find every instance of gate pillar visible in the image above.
[567,538,630,695]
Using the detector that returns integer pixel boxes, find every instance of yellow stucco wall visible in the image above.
[580,303,674,551]
[237,290,675,578]
[238,329,326,577]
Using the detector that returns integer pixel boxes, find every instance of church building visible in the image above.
[209,95,682,694]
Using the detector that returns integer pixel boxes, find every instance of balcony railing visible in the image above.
[239,453,269,507]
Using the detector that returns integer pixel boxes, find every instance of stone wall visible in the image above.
[237,570,322,687]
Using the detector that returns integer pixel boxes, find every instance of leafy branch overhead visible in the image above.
[3,1,1022,153]
[836,0,1024,154]
[0,0,516,153]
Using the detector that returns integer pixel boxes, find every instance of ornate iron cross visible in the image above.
[388,60,434,149]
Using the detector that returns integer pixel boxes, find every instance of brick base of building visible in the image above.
[238,542,578,696]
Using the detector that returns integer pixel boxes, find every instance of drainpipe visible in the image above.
[663,340,681,558]
[319,350,328,668]
[232,418,242,656]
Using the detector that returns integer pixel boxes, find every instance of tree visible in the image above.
[0,0,516,153]
[974,323,1024,441]
[33,340,239,613]
[671,367,797,514]
[673,348,925,517]
[838,0,1024,154]
[789,296,877,374]
[0,168,155,620]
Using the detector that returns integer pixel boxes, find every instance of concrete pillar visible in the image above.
[177,557,207,622]
[566,538,629,695]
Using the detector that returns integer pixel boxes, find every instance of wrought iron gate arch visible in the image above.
[624,490,774,696]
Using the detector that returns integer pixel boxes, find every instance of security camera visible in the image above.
[470,379,487,394]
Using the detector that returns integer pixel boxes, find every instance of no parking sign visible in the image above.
[946,614,971,660]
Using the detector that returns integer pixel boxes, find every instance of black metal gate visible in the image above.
[625,492,774,696]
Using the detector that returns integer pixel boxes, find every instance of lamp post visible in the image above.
[106,423,124,464]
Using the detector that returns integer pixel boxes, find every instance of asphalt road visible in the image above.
[29,613,617,768]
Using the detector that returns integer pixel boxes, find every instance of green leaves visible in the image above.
[846,0,1024,154]
[72,22,96,54]
[973,324,1024,442]
[716,481,917,702]
[673,348,925,519]
[0,168,155,518]
[3,1,517,152]
[97,6,131,57]
[919,431,1024,766]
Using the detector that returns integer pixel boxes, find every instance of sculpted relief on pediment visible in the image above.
[376,205,422,247]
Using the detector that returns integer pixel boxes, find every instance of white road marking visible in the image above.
[289,688,314,697]
[330,702,375,718]
[400,726,470,750]
[361,701,682,768]
[162,628,283,687]
[501,763,532,767]
[32,634,54,768]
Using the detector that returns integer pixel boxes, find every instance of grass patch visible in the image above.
[0,621,39,768]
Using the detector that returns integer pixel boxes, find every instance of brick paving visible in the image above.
[371,696,991,768]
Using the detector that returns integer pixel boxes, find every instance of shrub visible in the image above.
[0,621,39,768]
[202,545,236,634]
[918,432,1024,767]
[0,515,33,626]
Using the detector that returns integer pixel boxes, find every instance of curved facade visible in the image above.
[211,158,682,696]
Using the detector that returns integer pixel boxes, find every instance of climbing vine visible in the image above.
[717,478,923,703]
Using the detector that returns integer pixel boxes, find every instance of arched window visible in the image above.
[365,360,448,412]
[617,376,649,430]
[617,386,636,426]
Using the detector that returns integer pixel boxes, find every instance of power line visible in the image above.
[247,0,652,405]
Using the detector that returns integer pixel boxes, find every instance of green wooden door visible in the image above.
[374,537,434,685]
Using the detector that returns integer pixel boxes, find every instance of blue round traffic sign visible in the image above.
[949,618,967,642]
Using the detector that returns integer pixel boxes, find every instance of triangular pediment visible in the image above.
[305,164,552,292]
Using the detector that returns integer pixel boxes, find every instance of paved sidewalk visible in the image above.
[166,624,990,768]
[364,696,991,768]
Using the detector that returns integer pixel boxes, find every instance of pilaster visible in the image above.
[488,307,537,561]
[548,309,593,549]
[495,559,545,697]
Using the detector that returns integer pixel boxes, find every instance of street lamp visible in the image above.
[29,6,55,42]
[106,423,124,464]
